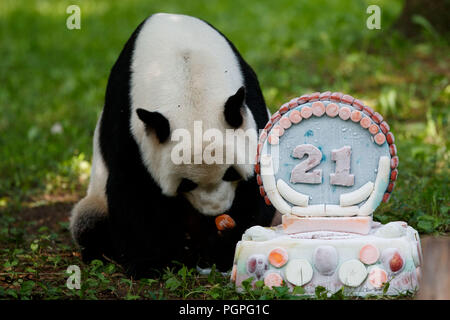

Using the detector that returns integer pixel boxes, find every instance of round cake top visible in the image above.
[255,92,398,217]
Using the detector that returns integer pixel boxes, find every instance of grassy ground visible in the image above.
[0,0,448,299]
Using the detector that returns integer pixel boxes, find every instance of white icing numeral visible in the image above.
[289,144,355,187]
[290,144,322,184]
[330,146,354,186]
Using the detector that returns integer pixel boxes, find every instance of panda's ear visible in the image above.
[136,108,170,143]
[224,86,246,128]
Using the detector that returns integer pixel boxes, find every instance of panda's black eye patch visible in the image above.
[222,167,242,182]
[177,178,198,193]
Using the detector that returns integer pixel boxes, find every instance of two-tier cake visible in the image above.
[231,92,422,296]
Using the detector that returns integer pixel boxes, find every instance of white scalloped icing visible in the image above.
[325,205,359,216]
[266,189,291,215]
[277,179,309,207]
[291,204,325,217]
[359,156,390,216]
[260,154,276,192]
[241,226,277,242]
[340,181,374,207]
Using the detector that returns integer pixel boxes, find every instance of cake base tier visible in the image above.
[282,215,372,235]
[232,220,422,297]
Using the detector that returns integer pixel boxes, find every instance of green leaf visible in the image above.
[383,281,390,295]
[20,281,35,297]
[417,216,435,233]
[177,265,187,282]
[273,286,289,297]
[104,263,116,274]
[254,280,264,289]
[207,264,217,284]
[315,286,328,299]
[90,259,104,271]
[30,243,39,252]
[139,278,158,286]
[292,286,305,295]
[125,294,141,300]
[165,277,181,291]
[241,277,254,293]
[120,278,133,286]
[6,289,18,299]
[329,287,345,300]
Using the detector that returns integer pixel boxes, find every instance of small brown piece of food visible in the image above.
[215,214,236,231]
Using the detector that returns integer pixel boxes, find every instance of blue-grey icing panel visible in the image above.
[263,102,390,205]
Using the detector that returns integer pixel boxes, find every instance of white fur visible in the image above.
[70,114,108,236]
[127,13,261,216]
[87,112,108,203]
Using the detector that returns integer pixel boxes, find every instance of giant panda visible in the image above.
[70,13,275,278]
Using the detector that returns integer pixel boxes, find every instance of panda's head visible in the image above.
[128,14,259,216]
[132,86,257,216]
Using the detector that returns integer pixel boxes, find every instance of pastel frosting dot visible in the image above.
[246,254,269,279]
[359,244,380,265]
[338,259,368,287]
[279,103,289,114]
[374,132,386,145]
[351,110,362,122]
[391,156,399,169]
[369,124,379,135]
[311,101,326,117]
[389,252,404,272]
[264,272,283,289]
[386,132,395,143]
[272,125,284,137]
[325,103,339,117]
[300,106,312,119]
[268,247,289,268]
[288,110,302,123]
[285,259,313,286]
[368,267,388,289]
[360,117,372,129]
[313,246,338,276]
[389,144,397,156]
[339,106,351,120]
[279,116,292,129]
[381,248,404,273]
[268,135,279,145]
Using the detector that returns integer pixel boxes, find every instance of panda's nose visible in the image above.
[215,214,236,231]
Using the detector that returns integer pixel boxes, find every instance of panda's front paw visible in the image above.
[80,246,108,264]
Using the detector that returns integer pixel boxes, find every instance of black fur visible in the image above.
[222,166,242,182]
[224,86,245,128]
[82,15,274,278]
[136,108,171,143]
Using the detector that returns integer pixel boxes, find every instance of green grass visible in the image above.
[0,0,448,300]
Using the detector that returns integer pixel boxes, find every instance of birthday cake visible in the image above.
[231,91,422,296]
